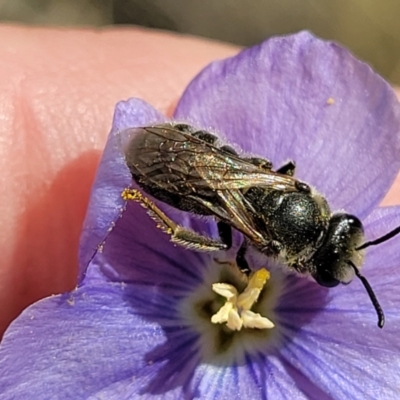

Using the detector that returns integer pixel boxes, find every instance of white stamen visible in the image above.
[212,283,238,300]
[210,302,233,324]
[226,309,243,331]
[211,268,274,331]
[241,310,275,329]
[237,288,261,310]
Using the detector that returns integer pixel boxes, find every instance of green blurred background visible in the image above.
[2,0,400,84]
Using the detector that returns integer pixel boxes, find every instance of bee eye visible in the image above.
[347,215,363,229]
[314,269,340,288]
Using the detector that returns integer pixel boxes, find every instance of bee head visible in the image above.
[312,213,365,287]
[311,213,400,328]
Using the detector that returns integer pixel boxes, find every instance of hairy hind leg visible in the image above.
[122,189,227,251]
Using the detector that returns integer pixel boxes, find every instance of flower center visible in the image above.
[179,257,282,364]
[210,268,275,331]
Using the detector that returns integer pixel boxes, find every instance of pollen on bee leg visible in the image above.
[210,268,274,331]
[121,188,139,201]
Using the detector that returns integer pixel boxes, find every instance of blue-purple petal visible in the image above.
[175,31,400,218]
[270,206,400,399]
[2,32,400,400]
[2,209,400,399]
[84,196,214,292]
[79,98,166,280]
[0,284,171,399]
[79,98,224,286]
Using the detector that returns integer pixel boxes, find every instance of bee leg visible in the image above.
[259,239,282,257]
[277,161,296,176]
[122,189,227,251]
[217,221,233,249]
[236,239,251,276]
[216,223,251,276]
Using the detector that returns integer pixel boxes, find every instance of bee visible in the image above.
[120,123,400,328]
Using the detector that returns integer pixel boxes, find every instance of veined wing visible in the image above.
[121,124,302,194]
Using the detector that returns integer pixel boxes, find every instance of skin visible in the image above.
[0,25,398,337]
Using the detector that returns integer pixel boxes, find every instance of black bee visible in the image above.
[120,123,400,328]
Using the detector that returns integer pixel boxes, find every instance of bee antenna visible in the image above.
[357,225,400,251]
[348,261,385,328]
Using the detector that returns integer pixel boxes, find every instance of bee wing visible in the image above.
[121,124,299,194]
[121,124,209,194]
[194,163,299,191]
[216,190,268,245]
[189,189,269,247]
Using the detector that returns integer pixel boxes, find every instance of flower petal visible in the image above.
[191,358,310,400]
[0,282,221,399]
[337,205,400,325]
[275,324,400,399]
[271,205,400,398]
[79,98,166,280]
[79,99,226,286]
[8,32,399,400]
[84,193,216,294]
[0,284,168,399]
[175,31,400,217]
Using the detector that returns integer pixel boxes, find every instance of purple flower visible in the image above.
[1,31,400,399]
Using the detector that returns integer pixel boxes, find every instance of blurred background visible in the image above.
[1,0,400,83]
